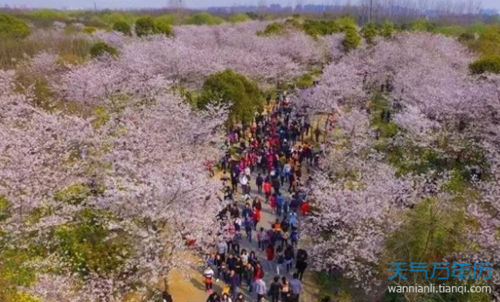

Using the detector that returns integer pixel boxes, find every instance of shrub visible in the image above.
[52,209,132,277]
[155,14,179,26]
[82,26,97,34]
[0,248,38,301]
[54,183,92,205]
[26,9,69,27]
[113,20,131,36]
[361,22,377,44]
[342,26,361,52]
[284,17,301,29]
[187,12,224,25]
[228,13,250,23]
[410,18,436,32]
[90,42,118,58]
[135,16,173,37]
[302,19,340,37]
[293,73,315,89]
[257,22,286,36]
[473,25,500,56]
[0,14,31,39]
[435,25,466,36]
[245,12,259,20]
[198,69,264,125]
[337,16,357,31]
[458,32,476,44]
[100,12,136,25]
[469,55,500,74]
[0,196,10,221]
[380,20,395,38]
[154,19,174,37]
[135,16,155,37]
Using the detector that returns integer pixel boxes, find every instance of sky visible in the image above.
[2,0,500,10]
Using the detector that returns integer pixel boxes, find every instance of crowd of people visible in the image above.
[203,92,324,302]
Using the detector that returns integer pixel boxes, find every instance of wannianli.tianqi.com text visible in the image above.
[387,284,491,294]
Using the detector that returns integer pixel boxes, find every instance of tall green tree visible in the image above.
[198,69,264,125]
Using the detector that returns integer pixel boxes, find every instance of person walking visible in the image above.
[284,245,294,274]
[229,270,240,301]
[256,173,264,193]
[240,173,249,195]
[203,266,215,293]
[244,217,253,242]
[263,179,272,202]
[217,239,228,263]
[252,207,261,231]
[269,276,282,302]
[206,292,221,302]
[253,278,267,302]
[289,273,303,302]
[235,293,245,302]
[221,292,233,302]
[275,245,284,275]
[266,244,275,271]
[295,249,308,281]
[254,261,265,281]
[244,262,254,293]
[257,227,265,251]
[162,290,173,302]
[281,276,291,302]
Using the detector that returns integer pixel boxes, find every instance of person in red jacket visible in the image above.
[270,193,277,214]
[263,180,272,202]
[252,206,261,231]
[300,201,310,216]
[266,244,275,271]
[254,261,265,280]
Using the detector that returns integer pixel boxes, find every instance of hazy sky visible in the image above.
[2,0,500,10]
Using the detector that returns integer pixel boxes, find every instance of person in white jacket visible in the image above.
[252,278,267,302]
[203,266,215,293]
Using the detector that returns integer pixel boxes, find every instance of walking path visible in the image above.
[158,95,325,302]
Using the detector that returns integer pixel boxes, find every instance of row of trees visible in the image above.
[296,28,500,301]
